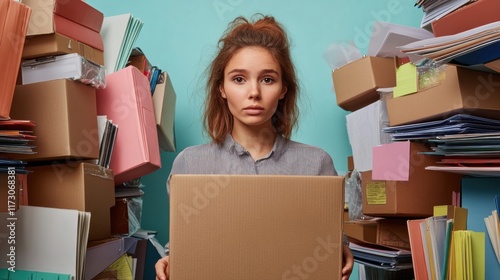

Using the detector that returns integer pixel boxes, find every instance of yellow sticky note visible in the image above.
[366,182,386,205]
[393,63,418,98]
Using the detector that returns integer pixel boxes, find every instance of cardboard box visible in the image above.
[376,218,410,250]
[361,142,462,217]
[153,71,176,152]
[344,211,409,250]
[431,0,500,37]
[10,79,99,161]
[22,33,104,66]
[169,174,344,280]
[27,162,115,241]
[344,221,378,244]
[0,173,28,212]
[387,65,500,126]
[23,0,104,50]
[332,56,396,111]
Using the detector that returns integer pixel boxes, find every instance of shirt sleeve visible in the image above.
[319,149,338,176]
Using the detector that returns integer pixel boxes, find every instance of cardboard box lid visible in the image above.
[169,174,344,280]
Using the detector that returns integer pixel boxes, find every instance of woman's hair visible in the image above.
[203,14,299,144]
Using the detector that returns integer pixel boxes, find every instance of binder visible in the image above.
[96,66,161,185]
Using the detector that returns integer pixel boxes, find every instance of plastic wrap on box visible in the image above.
[127,196,143,236]
[21,53,106,88]
[346,170,374,221]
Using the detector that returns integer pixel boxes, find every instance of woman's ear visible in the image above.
[219,84,227,99]
[279,86,287,99]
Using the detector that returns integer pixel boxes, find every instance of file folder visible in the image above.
[96,66,161,185]
[0,0,31,119]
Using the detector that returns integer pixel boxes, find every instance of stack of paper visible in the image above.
[0,206,90,280]
[415,0,474,29]
[484,207,500,265]
[349,240,413,271]
[0,119,36,154]
[383,114,500,141]
[398,21,500,66]
[367,21,434,58]
[101,13,144,75]
[452,230,485,279]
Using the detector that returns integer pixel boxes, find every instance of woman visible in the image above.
[156,14,354,280]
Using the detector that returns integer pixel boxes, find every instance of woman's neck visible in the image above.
[231,126,277,161]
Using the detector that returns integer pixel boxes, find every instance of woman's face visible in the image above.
[220,46,287,132]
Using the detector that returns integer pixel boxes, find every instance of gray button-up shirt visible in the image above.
[168,133,337,182]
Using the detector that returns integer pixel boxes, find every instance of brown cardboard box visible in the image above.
[169,175,344,280]
[344,220,378,244]
[376,218,410,250]
[22,33,104,66]
[0,173,28,212]
[387,65,500,126]
[332,56,396,111]
[27,162,114,241]
[10,79,99,161]
[361,143,462,217]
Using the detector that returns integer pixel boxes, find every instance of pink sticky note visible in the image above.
[372,141,410,181]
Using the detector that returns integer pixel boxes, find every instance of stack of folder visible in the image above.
[407,205,485,280]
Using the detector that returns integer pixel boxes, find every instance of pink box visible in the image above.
[96,66,161,185]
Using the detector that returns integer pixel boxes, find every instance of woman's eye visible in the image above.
[232,77,245,83]
[262,77,274,84]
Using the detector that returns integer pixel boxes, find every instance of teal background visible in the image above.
[86,0,424,278]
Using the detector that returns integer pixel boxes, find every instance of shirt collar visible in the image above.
[221,133,287,159]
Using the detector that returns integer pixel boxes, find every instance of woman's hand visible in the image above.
[155,256,170,280]
[342,244,354,280]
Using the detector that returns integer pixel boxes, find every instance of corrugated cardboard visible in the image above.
[10,79,99,161]
[361,142,462,217]
[376,218,410,250]
[96,66,161,185]
[344,221,378,244]
[387,65,500,126]
[152,72,176,152]
[23,0,104,50]
[332,56,396,111]
[27,162,115,241]
[431,0,500,36]
[169,174,344,280]
[22,33,104,66]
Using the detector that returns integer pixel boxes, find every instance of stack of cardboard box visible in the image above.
[334,0,500,278]
[0,0,167,278]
